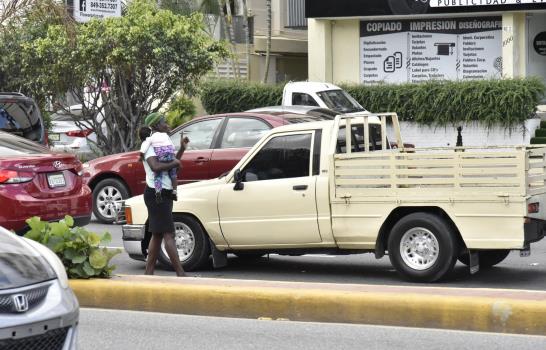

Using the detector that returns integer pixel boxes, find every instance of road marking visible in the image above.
[105,246,124,250]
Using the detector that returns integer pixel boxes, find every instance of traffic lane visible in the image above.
[79,308,546,350]
[109,248,546,291]
[89,221,546,290]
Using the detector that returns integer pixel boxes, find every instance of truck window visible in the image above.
[292,93,320,107]
[316,90,366,113]
[337,124,385,153]
[242,133,312,181]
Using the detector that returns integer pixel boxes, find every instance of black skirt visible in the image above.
[143,186,175,234]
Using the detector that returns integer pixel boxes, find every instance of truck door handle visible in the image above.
[293,185,308,191]
[194,157,209,163]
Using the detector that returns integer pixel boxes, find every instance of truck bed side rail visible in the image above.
[330,114,546,199]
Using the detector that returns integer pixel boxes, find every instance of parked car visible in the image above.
[0,225,79,349]
[49,104,105,160]
[83,110,336,223]
[0,131,92,234]
[0,92,46,146]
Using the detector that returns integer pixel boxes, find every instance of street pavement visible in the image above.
[87,220,546,290]
[79,308,546,350]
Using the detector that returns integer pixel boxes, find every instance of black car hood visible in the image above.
[0,232,56,290]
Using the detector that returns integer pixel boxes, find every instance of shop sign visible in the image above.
[307,0,546,18]
[74,0,122,23]
[534,32,546,56]
[360,17,502,84]
[430,0,546,7]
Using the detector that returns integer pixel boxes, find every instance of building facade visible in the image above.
[214,0,308,83]
[306,1,546,86]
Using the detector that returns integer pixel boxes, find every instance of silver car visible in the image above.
[0,226,78,349]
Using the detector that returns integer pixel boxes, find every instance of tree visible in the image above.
[13,0,227,155]
[262,0,271,83]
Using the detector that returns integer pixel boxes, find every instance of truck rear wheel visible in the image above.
[458,250,510,268]
[388,213,458,282]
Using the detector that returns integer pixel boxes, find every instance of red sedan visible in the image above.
[83,110,337,223]
[0,131,92,234]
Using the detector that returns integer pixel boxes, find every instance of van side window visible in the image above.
[336,124,386,153]
[292,93,320,107]
[242,134,312,181]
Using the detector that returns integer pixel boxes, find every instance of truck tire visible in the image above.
[92,178,129,224]
[388,213,458,282]
[158,214,210,271]
[458,250,510,268]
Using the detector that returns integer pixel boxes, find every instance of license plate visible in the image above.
[49,133,60,141]
[47,173,66,188]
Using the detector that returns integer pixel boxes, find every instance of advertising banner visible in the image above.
[74,0,121,23]
[307,0,546,18]
[360,17,502,84]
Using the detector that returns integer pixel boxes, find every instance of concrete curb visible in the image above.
[69,276,546,335]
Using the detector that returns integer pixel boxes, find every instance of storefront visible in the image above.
[306,0,546,86]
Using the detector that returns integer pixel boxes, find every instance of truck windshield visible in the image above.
[316,90,366,113]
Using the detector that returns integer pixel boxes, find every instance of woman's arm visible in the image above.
[146,156,180,172]
[176,135,190,160]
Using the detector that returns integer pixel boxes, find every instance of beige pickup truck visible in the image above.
[122,113,546,282]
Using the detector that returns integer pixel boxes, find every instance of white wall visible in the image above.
[387,119,541,148]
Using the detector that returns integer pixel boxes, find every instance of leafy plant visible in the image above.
[201,79,283,114]
[24,216,120,279]
[200,78,545,129]
[1,0,228,155]
[165,94,196,128]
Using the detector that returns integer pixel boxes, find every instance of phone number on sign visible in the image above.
[90,2,118,10]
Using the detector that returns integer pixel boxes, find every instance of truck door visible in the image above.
[217,131,322,247]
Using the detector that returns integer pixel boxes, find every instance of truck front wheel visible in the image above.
[158,214,210,271]
[388,213,458,282]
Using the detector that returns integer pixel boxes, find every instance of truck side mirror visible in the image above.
[233,169,244,191]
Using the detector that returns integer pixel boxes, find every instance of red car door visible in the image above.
[170,118,223,184]
[209,117,272,178]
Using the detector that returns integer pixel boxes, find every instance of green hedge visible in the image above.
[200,78,545,128]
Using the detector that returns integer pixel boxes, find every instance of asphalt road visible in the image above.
[87,220,546,290]
[79,308,546,350]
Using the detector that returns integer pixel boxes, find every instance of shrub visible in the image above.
[201,79,283,114]
[165,94,197,128]
[24,216,120,279]
[200,78,545,128]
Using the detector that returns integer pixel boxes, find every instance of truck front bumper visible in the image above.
[524,219,546,245]
[122,224,146,261]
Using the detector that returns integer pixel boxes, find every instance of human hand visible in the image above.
[180,135,190,150]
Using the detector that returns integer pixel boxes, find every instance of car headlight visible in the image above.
[23,238,69,289]
[82,162,90,169]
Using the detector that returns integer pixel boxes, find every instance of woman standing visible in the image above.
[140,112,189,277]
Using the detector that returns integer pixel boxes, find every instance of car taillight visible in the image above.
[0,169,34,184]
[528,202,540,214]
[66,129,93,137]
[125,206,133,225]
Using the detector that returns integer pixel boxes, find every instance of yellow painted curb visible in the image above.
[69,278,546,335]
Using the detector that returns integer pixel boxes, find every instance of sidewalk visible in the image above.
[70,275,546,335]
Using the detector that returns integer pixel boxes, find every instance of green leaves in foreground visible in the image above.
[24,216,120,279]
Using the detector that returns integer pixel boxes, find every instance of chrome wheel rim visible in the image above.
[400,227,439,270]
[162,222,195,263]
[96,185,123,219]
